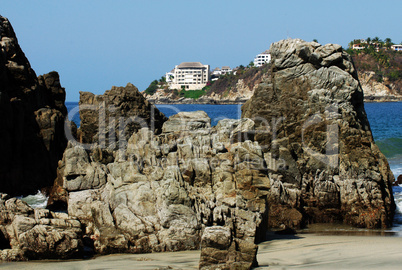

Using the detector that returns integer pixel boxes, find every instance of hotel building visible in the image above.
[166,62,210,90]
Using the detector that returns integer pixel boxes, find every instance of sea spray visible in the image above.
[19,190,49,209]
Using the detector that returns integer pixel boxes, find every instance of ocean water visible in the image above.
[19,190,48,209]
[364,102,402,231]
[364,102,402,176]
[41,102,402,228]
[66,101,81,126]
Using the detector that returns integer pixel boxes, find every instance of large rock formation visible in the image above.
[0,16,68,196]
[242,39,395,229]
[79,83,167,146]
[48,83,167,210]
[56,112,269,268]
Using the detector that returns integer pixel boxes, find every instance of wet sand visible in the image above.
[255,233,402,269]
[1,233,402,269]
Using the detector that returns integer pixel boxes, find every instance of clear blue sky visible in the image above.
[2,0,401,101]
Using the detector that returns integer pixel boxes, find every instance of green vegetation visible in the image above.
[144,76,168,95]
[346,37,402,85]
[347,37,399,51]
[144,80,159,95]
[178,89,207,99]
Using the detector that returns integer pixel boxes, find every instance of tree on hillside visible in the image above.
[366,37,371,44]
[144,80,159,95]
[385,38,393,48]
[372,37,381,43]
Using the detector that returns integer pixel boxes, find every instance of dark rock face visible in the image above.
[242,39,395,229]
[78,83,167,146]
[394,175,402,186]
[0,16,67,196]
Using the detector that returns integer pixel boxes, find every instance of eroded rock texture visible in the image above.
[59,112,269,268]
[48,83,167,210]
[0,16,67,196]
[242,39,395,229]
[0,194,83,261]
[78,83,167,145]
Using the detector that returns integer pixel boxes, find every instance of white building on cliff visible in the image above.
[253,51,271,67]
[166,62,210,90]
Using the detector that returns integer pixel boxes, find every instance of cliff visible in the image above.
[0,16,68,196]
[242,38,395,229]
[352,50,402,101]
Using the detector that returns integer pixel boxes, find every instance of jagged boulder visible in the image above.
[78,83,167,146]
[0,16,68,196]
[0,194,83,261]
[242,39,395,229]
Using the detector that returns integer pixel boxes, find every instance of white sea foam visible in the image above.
[395,192,402,214]
[20,190,48,209]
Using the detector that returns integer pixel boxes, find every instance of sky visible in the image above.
[2,0,401,101]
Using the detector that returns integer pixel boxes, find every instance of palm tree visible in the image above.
[366,37,371,44]
[372,36,380,43]
[371,37,382,50]
[384,38,393,48]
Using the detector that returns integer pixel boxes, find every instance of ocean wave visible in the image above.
[19,190,49,209]
[376,137,402,159]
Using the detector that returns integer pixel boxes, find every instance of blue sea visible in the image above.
[65,102,243,127]
[64,101,402,229]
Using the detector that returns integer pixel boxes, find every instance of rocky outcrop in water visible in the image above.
[0,16,68,196]
[56,112,269,268]
[79,83,167,145]
[242,39,395,229]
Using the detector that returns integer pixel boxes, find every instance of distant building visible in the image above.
[166,70,174,83]
[352,44,365,50]
[391,44,402,51]
[211,66,232,81]
[212,67,222,76]
[211,67,221,81]
[166,62,210,90]
[351,41,383,52]
[221,66,232,75]
[253,51,271,67]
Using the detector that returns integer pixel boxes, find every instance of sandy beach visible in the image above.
[1,232,401,270]
[256,233,402,269]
